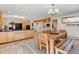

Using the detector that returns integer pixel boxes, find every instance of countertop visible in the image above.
[0,29,34,32]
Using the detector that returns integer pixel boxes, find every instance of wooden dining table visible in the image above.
[36,31,67,54]
[48,32,67,54]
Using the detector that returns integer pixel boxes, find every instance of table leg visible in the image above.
[49,39,54,54]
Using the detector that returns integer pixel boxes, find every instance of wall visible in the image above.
[3,15,31,30]
[57,12,79,37]
[33,21,50,32]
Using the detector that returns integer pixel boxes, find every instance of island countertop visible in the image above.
[0,29,34,32]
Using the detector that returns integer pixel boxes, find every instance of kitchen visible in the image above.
[0,4,79,54]
[0,11,35,44]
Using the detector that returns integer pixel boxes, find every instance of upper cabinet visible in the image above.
[22,20,30,30]
[0,12,5,25]
[62,16,79,24]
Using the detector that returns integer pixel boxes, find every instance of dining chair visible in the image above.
[59,29,67,39]
[59,29,66,33]
[38,32,49,54]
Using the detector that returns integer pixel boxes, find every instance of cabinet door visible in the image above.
[25,30,34,38]
[0,16,2,24]
[0,16,5,25]
[18,31,26,39]
[0,32,6,43]
[24,31,30,38]
[7,32,14,42]
[14,31,26,40]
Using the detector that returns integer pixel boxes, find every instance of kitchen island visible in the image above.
[0,30,35,44]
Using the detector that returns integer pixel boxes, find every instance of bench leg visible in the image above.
[55,48,67,54]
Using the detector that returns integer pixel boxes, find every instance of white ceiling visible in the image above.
[0,4,79,20]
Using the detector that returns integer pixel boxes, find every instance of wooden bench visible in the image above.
[55,38,73,54]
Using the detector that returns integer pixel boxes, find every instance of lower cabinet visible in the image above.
[0,30,35,44]
[25,30,35,38]
[7,32,14,42]
[0,32,7,43]
[14,31,26,40]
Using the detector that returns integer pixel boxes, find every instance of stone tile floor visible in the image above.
[0,38,43,54]
[0,38,79,54]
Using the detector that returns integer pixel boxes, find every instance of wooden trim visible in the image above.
[62,16,79,24]
[62,16,79,19]
[0,37,33,45]
[49,38,55,54]
[56,39,67,48]
[34,18,51,23]
[55,47,67,54]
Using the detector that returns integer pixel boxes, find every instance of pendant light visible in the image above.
[48,4,59,15]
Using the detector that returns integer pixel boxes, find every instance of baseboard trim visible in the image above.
[0,37,33,45]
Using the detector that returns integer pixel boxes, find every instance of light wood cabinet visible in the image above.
[0,32,6,43]
[22,20,30,30]
[0,13,5,25]
[25,30,35,38]
[0,16,4,25]
[14,30,35,41]
[0,16,2,24]
[14,31,26,40]
[0,30,35,44]
[22,21,27,30]
[7,32,14,42]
